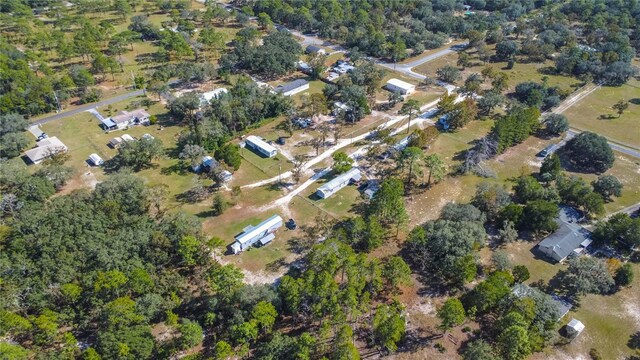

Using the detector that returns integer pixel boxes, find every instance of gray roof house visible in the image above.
[537,207,591,262]
[275,79,309,96]
[24,136,68,164]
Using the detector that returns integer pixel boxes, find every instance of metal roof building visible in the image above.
[275,79,309,96]
[88,153,104,166]
[230,215,283,254]
[385,78,416,95]
[245,135,278,158]
[316,168,362,199]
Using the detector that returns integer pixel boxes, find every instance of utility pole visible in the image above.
[53,90,62,113]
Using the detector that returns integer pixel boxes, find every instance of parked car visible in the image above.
[276,137,286,145]
[285,218,297,230]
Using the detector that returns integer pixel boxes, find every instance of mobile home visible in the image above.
[316,168,362,199]
[230,215,283,254]
[245,135,278,158]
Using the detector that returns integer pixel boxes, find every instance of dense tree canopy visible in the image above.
[562,132,615,173]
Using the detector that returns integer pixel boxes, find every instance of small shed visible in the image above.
[385,78,416,95]
[121,134,135,142]
[566,319,585,338]
[142,133,155,140]
[88,153,104,166]
[109,137,123,148]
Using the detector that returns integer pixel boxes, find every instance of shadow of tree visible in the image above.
[628,331,640,350]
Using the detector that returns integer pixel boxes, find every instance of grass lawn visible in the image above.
[36,98,195,197]
[239,148,292,179]
[562,78,640,148]
[413,52,580,93]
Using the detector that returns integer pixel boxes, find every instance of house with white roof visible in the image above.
[100,108,150,130]
[230,215,283,254]
[245,135,278,158]
[385,78,416,95]
[199,88,228,107]
[316,168,362,199]
[24,137,68,164]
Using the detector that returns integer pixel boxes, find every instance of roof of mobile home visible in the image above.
[246,135,277,154]
[386,78,415,90]
[234,215,283,245]
[317,168,362,194]
[275,79,309,94]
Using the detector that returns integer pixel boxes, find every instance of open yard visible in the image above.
[562,78,640,148]
[412,51,581,93]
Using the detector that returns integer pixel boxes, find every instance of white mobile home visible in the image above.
[385,78,416,95]
[275,79,309,96]
[230,215,283,254]
[101,108,150,130]
[316,168,362,199]
[245,135,278,158]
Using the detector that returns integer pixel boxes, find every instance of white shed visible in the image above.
[385,78,416,95]
[89,153,104,166]
[566,319,585,338]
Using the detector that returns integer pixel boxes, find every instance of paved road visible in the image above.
[32,89,145,126]
[544,83,640,159]
[377,44,467,81]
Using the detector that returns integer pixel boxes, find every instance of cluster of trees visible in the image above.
[322,61,385,123]
[405,203,487,287]
[171,77,292,154]
[458,275,561,360]
[561,131,615,173]
[396,147,446,191]
[112,136,165,171]
[250,0,540,60]
[492,106,541,153]
[437,91,480,130]
[513,80,567,111]
[0,169,214,358]
[592,213,640,250]
[221,29,301,79]
[0,40,58,116]
[0,114,30,158]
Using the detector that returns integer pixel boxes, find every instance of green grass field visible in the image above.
[562,78,640,148]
